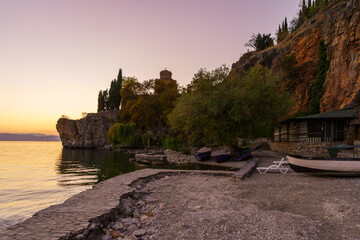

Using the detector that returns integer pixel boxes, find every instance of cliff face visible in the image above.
[56,111,118,149]
[229,0,360,114]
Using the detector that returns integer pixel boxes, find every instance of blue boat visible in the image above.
[195,148,212,161]
[213,153,231,163]
[233,148,251,161]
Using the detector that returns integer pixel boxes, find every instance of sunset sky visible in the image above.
[0,0,299,135]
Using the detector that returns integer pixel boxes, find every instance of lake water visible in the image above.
[0,141,141,230]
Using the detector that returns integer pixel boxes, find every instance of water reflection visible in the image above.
[55,149,142,187]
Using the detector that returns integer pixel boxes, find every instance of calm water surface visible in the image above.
[0,141,140,230]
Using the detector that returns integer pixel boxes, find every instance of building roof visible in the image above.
[284,108,358,123]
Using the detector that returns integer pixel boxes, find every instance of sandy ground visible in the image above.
[142,172,360,240]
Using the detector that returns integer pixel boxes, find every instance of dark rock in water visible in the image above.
[56,111,118,149]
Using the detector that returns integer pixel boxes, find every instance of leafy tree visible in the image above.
[309,39,330,114]
[106,122,138,147]
[168,64,292,147]
[245,33,274,51]
[119,76,180,132]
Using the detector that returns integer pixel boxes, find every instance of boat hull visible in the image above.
[213,154,231,163]
[287,155,360,174]
[195,151,211,161]
[234,150,251,161]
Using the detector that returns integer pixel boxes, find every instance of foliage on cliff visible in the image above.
[245,33,274,51]
[277,18,289,43]
[309,39,330,114]
[168,64,292,147]
[230,0,360,114]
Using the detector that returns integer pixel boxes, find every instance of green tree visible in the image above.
[106,122,138,147]
[277,18,289,43]
[168,64,292,147]
[97,90,105,112]
[245,33,274,51]
[119,76,180,132]
[309,39,330,114]
[108,79,118,110]
[103,89,110,110]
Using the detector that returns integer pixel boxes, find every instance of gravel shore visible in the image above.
[65,165,360,239]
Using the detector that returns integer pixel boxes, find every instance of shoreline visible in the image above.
[0,150,281,240]
[5,150,360,239]
[0,169,233,240]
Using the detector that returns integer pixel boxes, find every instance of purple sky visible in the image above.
[0,0,300,134]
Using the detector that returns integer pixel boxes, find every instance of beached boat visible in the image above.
[195,151,212,161]
[233,148,251,161]
[213,153,231,163]
[287,155,360,174]
[195,147,212,161]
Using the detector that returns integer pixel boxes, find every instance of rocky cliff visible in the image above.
[229,0,360,114]
[56,111,118,149]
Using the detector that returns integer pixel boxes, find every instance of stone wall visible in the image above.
[269,141,343,158]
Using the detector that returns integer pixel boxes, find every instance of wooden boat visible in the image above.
[213,153,231,163]
[287,155,360,174]
[233,148,251,161]
[195,151,212,161]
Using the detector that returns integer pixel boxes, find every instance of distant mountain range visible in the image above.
[0,133,61,141]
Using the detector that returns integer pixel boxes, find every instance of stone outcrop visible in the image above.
[229,0,360,114]
[56,111,119,149]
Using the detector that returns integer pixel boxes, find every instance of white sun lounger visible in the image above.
[257,157,289,174]
[273,160,289,165]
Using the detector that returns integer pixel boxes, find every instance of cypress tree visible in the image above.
[309,40,330,114]
[116,68,123,109]
[109,79,117,110]
[103,89,110,110]
[97,90,104,112]
[277,24,282,43]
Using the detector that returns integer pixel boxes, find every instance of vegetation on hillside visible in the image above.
[309,39,330,114]
[245,33,274,51]
[289,0,334,33]
[168,64,292,148]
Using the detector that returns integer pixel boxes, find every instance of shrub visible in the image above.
[163,136,183,152]
[280,54,298,77]
[106,122,138,147]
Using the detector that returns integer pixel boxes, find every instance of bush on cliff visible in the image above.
[245,33,274,51]
[309,39,330,114]
[280,53,298,77]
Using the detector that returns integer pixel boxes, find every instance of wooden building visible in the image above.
[273,108,358,143]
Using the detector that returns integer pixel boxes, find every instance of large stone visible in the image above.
[56,111,118,149]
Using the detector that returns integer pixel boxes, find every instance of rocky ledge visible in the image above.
[56,111,118,149]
